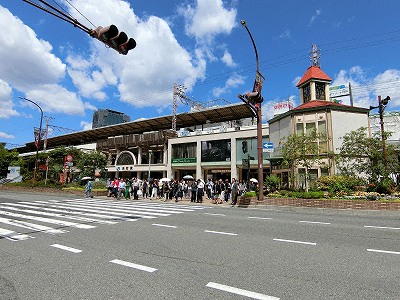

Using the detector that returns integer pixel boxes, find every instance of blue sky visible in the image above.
[1,0,399,148]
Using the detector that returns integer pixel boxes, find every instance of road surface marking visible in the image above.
[0,228,34,241]
[364,225,400,230]
[51,244,82,253]
[273,238,316,246]
[204,213,226,216]
[299,221,331,225]
[206,282,280,300]
[152,223,177,228]
[248,217,272,220]
[110,259,157,272]
[367,249,400,255]
[204,230,237,236]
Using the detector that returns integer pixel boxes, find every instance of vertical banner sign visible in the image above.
[34,127,40,149]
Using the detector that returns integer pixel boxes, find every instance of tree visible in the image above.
[336,127,399,187]
[281,130,325,192]
[75,150,107,178]
[0,143,24,178]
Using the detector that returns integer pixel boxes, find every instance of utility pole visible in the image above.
[370,95,391,176]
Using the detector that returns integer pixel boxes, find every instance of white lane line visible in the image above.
[206,282,280,300]
[364,225,400,230]
[110,259,157,273]
[299,221,331,225]
[152,223,177,228]
[204,230,237,236]
[248,217,272,220]
[367,249,400,255]
[204,213,226,216]
[51,244,82,253]
[273,238,316,246]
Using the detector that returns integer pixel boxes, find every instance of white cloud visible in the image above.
[212,74,245,97]
[64,0,208,108]
[0,132,15,139]
[279,29,291,39]
[25,84,85,115]
[0,6,66,90]
[221,50,237,67]
[80,121,92,131]
[308,9,321,26]
[179,0,237,44]
[331,66,400,109]
[0,79,19,119]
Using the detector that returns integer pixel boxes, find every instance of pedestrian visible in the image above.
[142,179,148,198]
[196,179,204,203]
[106,178,112,197]
[190,180,197,202]
[125,178,131,199]
[230,178,238,206]
[151,179,158,198]
[118,178,126,199]
[112,178,119,199]
[85,180,93,198]
[132,178,140,200]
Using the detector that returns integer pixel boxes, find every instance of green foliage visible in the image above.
[336,127,399,182]
[375,178,396,194]
[243,191,257,197]
[317,175,365,194]
[271,190,324,199]
[0,144,25,177]
[74,151,107,178]
[264,174,280,192]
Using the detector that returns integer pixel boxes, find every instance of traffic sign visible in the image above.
[263,142,274,149]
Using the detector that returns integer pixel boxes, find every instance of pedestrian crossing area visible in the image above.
[0,198,207,241]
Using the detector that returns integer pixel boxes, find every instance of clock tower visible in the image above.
[297,44,332,104]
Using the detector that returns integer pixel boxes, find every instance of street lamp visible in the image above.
[19,97,43,180]
[237,20,265,201]
[148,149,153,181]
[370,95,391,175]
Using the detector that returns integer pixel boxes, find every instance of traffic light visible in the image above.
[244,91,263,104]
[90,25,136,55]
[242,140,248,154]
[381,96,390,106]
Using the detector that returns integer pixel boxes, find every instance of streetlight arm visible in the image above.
[241,20,259,72]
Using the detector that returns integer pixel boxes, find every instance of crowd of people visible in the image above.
[105,177,257,205]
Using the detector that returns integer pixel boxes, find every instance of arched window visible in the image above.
[116,151,136,165]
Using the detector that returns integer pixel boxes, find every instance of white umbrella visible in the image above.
[81,176,92,181]
[159,178,171,183]
[249,178,258,183]
[183,175,194,180]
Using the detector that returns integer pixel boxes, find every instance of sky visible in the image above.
[1,0,400,149]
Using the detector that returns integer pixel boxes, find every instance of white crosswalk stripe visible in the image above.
[0,198,207,242]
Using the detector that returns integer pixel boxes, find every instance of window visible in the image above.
[305,122,316,136]
[315,82,326,100]
[303,84,311,102]
[296,123,303,135]
[201,139,231,162]
[172,143,196,159]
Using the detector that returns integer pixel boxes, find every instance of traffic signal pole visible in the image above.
[238,20,264,201]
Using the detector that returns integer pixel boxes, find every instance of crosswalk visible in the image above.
[0,198,207,241]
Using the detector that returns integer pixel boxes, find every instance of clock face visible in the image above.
[303,84,311,102]
[316,82,326,100]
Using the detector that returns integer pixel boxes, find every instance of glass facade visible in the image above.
[172,142,197,163]
[201,139,231,162]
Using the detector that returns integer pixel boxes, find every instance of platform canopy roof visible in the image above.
[16,103,254,153]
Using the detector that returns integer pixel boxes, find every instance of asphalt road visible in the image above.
[0,190,399,300]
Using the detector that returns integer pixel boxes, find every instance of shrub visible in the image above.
[317,175,365,194]
[243,191,257,198]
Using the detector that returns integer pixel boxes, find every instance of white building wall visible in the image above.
[330,111,370,153]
